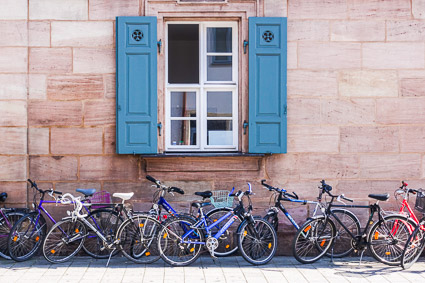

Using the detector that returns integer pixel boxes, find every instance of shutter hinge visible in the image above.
[243,120,249,135]
[157,122,162,136]
[243,40,249,54]
[284,105,287,115]
[157,39,162,54]
[117,105,121,111]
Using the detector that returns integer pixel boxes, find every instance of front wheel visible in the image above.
[1,211,28,260]
[42,219,86,264]
[401,222,425,269]
[238,218,277,265]
[118,214,162,264]
[367,214,416,266]
[292,217,336,264]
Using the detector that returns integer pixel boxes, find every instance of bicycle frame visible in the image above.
[273,198,322,230]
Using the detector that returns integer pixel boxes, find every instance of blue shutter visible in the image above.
[116,17,157,154]
[248,17,287,154]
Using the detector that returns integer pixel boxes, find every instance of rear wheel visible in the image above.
[42,219,86,264]
[0,211,27,259]
[8,213,46,262]
[205,208,241,257]
[292,217,336,264]
[238,218,277,265]
[401,222,425,269]
[368,215,416,266]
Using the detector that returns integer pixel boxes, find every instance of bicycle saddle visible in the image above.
[368,193,390,201]
[195,191,212,199]
[0,192,7,202]
[191,202,211,208]
[113,192,134,201]
[76,188,96,197]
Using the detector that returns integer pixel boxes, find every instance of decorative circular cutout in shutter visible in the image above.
[262,31,274,43]
[132,29,144,41]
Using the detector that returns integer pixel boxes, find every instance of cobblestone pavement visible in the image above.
[0,256,424,283]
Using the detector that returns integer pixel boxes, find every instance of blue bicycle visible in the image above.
[157,184,277,266]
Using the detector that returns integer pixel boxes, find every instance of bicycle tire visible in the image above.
[205,207,241,257]
[8,212,46,262]
[158,216,204,266]
[401,222,425,269]
[325,209,360,258]
[292,216,336,264]
[82,208,123,259]
[118,213,162,264]
[42,218,86,264]
[238,218,277,265]
[367,214,416,266]
[263,213,279,232]
[0,210,27,260]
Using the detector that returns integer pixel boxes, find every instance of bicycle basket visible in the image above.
[415,190,425,213]
[90,191,112,209]
[210,190,234,208]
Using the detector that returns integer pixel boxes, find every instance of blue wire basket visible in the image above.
[210,190,234,208]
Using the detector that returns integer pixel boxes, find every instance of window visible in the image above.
[165,22,238,151]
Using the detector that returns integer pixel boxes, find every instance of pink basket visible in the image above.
[90,191,112,209]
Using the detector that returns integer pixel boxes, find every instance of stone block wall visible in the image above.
[1,0,425,254]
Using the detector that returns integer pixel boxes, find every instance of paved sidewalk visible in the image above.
[0,256,424,283]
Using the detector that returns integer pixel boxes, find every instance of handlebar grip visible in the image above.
[27,179,35,187]
[170,187,184,195]
[342,196,354,202]
[53,191,62,195]
[146,175,157,183]
[292,192,299,200]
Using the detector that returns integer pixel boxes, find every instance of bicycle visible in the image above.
[394,181,422,230]
[7,179,119,261]
[262,180,360,258]
[292,180,416,265]
[146,175,242,257]
[401,189,425,269]
[0,192,28,259]
[42,191,163,265]
[157,183,277,266]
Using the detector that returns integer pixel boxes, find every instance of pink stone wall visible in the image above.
[1,0,425,254]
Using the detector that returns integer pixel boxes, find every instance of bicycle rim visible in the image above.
[0,211,26,259]
[42,219,86,264]
[401,224,425,269]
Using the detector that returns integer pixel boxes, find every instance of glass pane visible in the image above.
[171,92,196,117]
[168,24,199,84]
[207,120,233,145]
[171,120,197,146]
[207,27,232,53]
[207,56,232,81]
[207,91,232,117]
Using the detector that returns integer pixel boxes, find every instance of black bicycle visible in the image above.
[292,180,416,265]
[262,180,360,258]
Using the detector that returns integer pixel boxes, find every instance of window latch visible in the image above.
[157,122,162,136]
[157,39,162,54]
[243,40,248,54]
[243,120,248,135]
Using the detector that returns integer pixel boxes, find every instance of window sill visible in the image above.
[140,152,265,158]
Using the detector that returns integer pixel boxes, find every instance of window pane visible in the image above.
[207,91,232,117]
[171,92,196,117]
[207,56,232,81]
[207,120,232,145]
[207,27,232,53]
[171,120,197,146]
[168,24,199,84]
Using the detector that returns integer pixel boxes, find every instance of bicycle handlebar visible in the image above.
[261,179,299,200]
[60,193,88,219]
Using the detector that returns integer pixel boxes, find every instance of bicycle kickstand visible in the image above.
[358,250,365,266]
[106,248,116,267]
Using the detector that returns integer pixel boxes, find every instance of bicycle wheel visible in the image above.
[118,214,162,264]
[325,209,360,258]
[263,213,279,232]
[8,213,46,262]
[0,210,26,259]
[292,217,336,264]
[368,214,416,266]
[206,207,241,257]
[158,216,204,266]
[82,209,122,259]
[401,223,425,269]
[42,218,86,264]
[238,218,277,265]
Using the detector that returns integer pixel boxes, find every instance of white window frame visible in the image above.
[165,21,238,152]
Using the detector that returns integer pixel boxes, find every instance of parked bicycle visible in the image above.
[157,183,277,266]
[262,180,360,258]
[292,180,415,265]
[0,192,28,259]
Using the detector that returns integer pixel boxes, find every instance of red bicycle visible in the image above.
[394,181,424,231]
